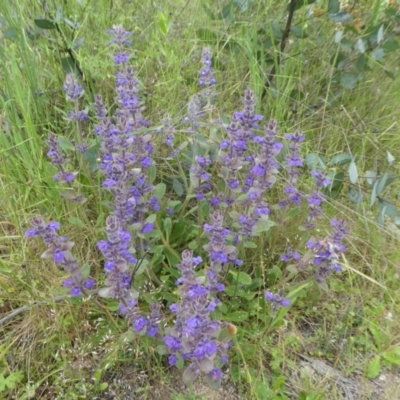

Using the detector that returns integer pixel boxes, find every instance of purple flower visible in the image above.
[113,51,130,64]
[170,303,179,313]
[198,47,216,86]
[26,217,93,296]
[208,368,222,381]
[63,74,84,101]
[168,354,178,366]
[106,25,132,47]
[164,336,181,351]
[265,290,291,310]
[71,287,82,296]
[83,279,95,289]
[141,223,154,234]
[133,316,147,332]
[194,339,217,359]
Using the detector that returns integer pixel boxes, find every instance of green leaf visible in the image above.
[288,0,315,11]
[84,144,99,172]
[163,217,172,238]
[154,183,166,199]
[55,5,63,23]
[4,28,17,40]
[254,379,274,399]
[163,246,180,267]
[81,263,91,278]
[158,12,171,34]
[218,3,232,19]
[34,19,56,29]
[334,30,343,43]
[372,48,385,61]
[378,198,398,216]
[377,24,384,44]
[156,344,169,355]
[172,179,184,196]
[348,188,363,204]
[233,0,253,12]
[99,382,108,391]
[229,270,252,285]
[384,70,396,80]
[382,346,400,366]
[355,38,365,53]
[222,311,249,322]
[328,0,340,13]
[63,18,80,29]
[146,214,157,224]
[355,54,367,70]
[327,172,344,190]
[376,172,389,195]
[61,56,80,74]
[271,23,282,40]
[367,356,381,378]
[252,217,276,236]
[371,180,378,207]
[244,241,257,248]
[169,219,188,244]
[330,153,352,166]
[366,170,377,185]
[72,36,85,49]
[329,12,352,23]
[387,151,395,166]
[383,39,399,52]
[305,153,326,170]
[290,26,307,39]
[348,160,358,183]
[341,72,358,90]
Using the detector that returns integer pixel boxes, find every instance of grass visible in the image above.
[1,0,400,399]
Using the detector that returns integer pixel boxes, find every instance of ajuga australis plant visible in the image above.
[25,25,348,389]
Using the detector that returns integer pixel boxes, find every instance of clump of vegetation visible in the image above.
[1,1,400,399]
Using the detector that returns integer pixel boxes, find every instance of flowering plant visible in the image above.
[25,25,348,389]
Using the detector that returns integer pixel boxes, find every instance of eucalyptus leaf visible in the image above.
[348,187,363,204]
[372,48,385,61]
[387,151,395,166]
[348,160,358,184]
[377,24,384,44]
[328,0,340,13]
[371,180,378,207]
[305,153,326,170]
[376,172,389,195]
[365,170,377,186]
[378,198,399,216]
[330,153,352,166]
[290,26,307,39]
[341,72,358,90]
[334,30,343,43]
[329,12,352,23]
[355,38,365,53]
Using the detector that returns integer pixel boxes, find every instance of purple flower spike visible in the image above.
[265,290,291,310]
[199,47,216,86]
[63,74,84,101]
[106,25,132,47]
